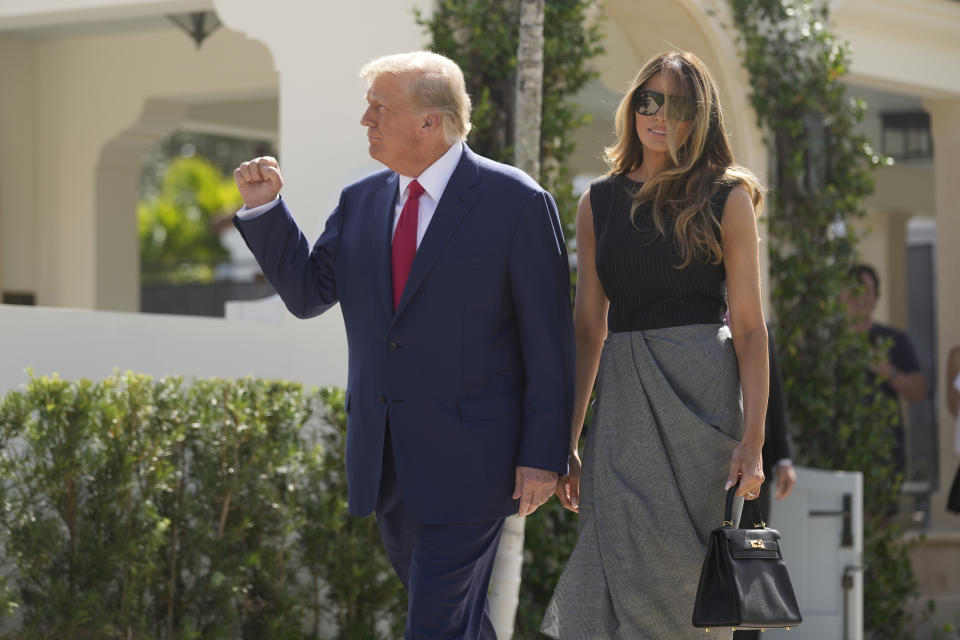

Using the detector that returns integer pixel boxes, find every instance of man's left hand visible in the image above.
[775,463,797,500]
[513,466,558,516]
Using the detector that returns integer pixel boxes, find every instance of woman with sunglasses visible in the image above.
[541,50,768,639]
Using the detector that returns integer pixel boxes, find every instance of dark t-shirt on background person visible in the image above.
[868,322,922,474]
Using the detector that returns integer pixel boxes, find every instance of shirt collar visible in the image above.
[398,141,463,202]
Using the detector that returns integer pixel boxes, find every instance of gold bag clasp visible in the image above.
[750,539,765,549]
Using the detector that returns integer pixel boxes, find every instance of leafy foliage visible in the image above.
[728,0,918,636]
[139,132,274,201]
[0,375,405,639]
[138,157,242,284]
[415,0,604,242]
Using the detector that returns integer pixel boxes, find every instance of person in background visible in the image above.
[759,327,797,506]
[844,264,926,476]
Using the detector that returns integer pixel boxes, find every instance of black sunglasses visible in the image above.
[633,89,697,122]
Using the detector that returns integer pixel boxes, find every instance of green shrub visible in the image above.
[0,374,405,639]
[138,156,240,284]
[728,0,918,636]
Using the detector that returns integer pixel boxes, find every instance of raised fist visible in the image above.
[234,156,283,209]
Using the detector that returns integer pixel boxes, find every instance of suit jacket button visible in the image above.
[378,395,387,404]
[388,341,398,351]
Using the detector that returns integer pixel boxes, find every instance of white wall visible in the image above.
[0,22,279,310]
[0,304,347,392]
[38,26,277,309]
[1,0,437,312]
[834,0,960,99]
[212,0,434,242]
[0,0,211,30]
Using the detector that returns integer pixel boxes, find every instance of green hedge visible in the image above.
[0,374,405,640]
[0,373,581,639]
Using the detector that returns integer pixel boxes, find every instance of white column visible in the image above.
[925,99,960,532]
[0,36,39,302]
[94,100,190,311]
[885,212,910,330]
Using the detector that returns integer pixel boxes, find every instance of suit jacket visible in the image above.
[234,145,575,523]
[763,326,793,479]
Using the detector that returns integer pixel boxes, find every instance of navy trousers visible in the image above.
[376,429,505,639]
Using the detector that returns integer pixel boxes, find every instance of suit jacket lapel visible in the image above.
[392,146,481,321]
[374,172,400,319]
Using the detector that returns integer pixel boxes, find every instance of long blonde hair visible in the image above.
[606,51,763,268]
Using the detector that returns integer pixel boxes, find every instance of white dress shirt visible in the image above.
[236,142,464,252]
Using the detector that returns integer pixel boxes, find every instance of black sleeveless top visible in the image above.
[591,173,733,332]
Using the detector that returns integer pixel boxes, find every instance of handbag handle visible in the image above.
[724,481,766,528]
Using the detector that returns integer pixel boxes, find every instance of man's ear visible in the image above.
[421,112,440,132]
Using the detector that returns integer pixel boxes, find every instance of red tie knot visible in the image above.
[408,179,425,201]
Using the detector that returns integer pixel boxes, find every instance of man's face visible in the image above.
[361,73,424,175]
[842,272,878,325]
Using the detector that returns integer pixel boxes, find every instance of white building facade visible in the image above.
[1,0,958,630]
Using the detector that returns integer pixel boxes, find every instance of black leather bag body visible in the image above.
[692,485,802,631]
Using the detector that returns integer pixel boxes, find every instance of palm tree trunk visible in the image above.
[488,514,527,638]
[488,2,545,638]
[512,0,544,182]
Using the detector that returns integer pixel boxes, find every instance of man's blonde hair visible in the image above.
[360,51,472,145]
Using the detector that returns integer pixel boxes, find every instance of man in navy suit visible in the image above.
[233,51,575,638]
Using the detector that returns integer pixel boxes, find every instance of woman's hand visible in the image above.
[726,442,764,500]
[556,449,582,513]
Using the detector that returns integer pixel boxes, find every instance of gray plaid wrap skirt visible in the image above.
[541,324,745,639]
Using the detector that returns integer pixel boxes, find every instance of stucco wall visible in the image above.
[0,304,347,392]
[34,26,275,309]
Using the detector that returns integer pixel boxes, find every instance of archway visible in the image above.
[95,92,278,312]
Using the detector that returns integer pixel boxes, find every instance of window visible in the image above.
[2,291,35,306]
[881,111,932,161]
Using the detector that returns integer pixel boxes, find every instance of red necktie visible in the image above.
[391,179,424,310]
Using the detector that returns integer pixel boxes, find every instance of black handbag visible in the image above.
[692,484,802,631]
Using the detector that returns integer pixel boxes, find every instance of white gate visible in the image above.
[763,466,863,639]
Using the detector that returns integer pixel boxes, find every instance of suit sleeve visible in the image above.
[508,190,576,473]
[233,195,343,319]
[764,327,794,466]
